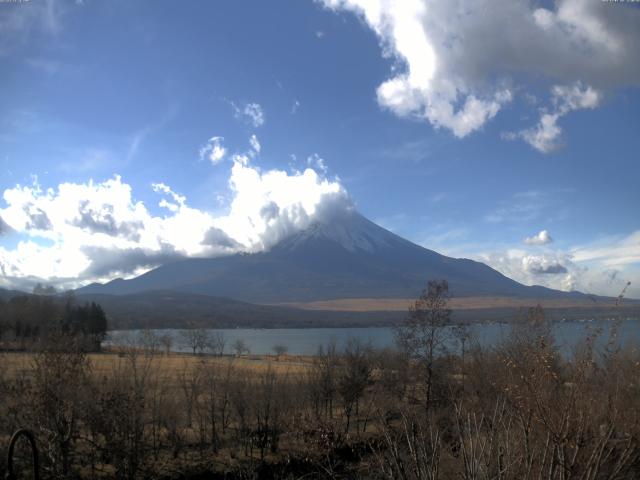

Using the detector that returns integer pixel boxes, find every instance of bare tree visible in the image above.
[94,344,153,479]
[208,331,227,356]
[452,322,473,395]
[180,328,211,355]
[338,337,373,433]
[308,340,339,420]
[232,338,249,357]
[200,358,235,452]
[396,279,451,413]
[139,329,160,356]
[30,336,92,477]
[252,367,288,459]
[158,333,173,356]
[272,344,288,359]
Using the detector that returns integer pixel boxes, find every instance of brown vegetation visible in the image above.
[1,294,639,478]
[277,296,639,312]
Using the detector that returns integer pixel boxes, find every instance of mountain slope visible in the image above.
[76,210,586,303]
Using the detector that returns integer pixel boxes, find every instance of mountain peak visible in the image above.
[273,210,401,254]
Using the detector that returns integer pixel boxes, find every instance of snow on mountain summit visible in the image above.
[274,210,405,254]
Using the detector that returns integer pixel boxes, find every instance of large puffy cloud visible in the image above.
[0,216,11,235]
[215,158,348,249]
[320,0,640,149]
[479,250,577,288]
[0,141,350,290]
[0,176,216,287]
[523,256,568,275]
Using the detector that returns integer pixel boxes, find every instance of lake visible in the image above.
[107,318,640,356]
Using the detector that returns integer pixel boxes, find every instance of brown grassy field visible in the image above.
[0,350,313,382]
[276,295,637,311]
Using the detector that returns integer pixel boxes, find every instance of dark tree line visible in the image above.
[0,294,107,350]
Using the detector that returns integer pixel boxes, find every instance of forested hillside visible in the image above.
[0,294,107,351]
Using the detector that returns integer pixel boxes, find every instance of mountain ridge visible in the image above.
[75,210,590,303]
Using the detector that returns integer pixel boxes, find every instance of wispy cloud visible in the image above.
[506,82,601,153]
[0,0,66,55]
[231,101,265,127]
[126,105,179,163]
[249,135,261,154]
[378,138,434,164]
[572,232,640,268]
[199,137,227,165]
[58,148,116,174]
[307,153,327,173]
[485,191,547,224]
[24,57,62,75]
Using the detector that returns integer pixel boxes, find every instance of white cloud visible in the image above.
[199,136,227,164]
[320,0,640,146]
[479,250,578,290]
[216,160,348,250]
[515,82,601,153]
[307,153,328,173]
[0,143,349,290]
[249,134,261,155]
[485,190,550,224]
[572,232,640,268]
[474,230,640,299]
[522,255,568,275]
[524,230,553,245]
[151,182,186,213]
[232,102,265,127]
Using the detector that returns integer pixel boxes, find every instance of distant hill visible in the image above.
[0,287,27,300]
[2,287,634,331]
[75,290,400,329]
[76,290,639,330]
[77,210,590,303]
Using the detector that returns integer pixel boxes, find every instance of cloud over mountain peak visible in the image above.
[0,142,350,291]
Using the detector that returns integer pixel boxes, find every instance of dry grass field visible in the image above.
[276,295,636,311]
[0,349,313,382]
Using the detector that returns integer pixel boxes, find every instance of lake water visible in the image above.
[107,318,640,356]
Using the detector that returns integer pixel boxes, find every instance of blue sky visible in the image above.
[0,0,639,298]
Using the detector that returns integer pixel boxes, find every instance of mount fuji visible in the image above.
[76,210,585,304]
